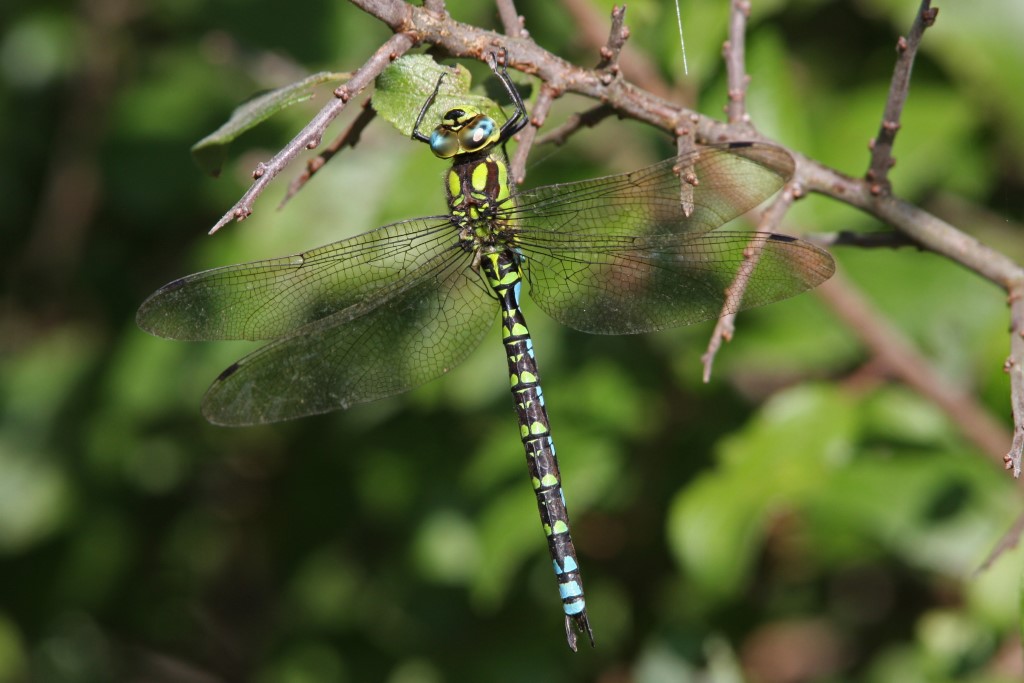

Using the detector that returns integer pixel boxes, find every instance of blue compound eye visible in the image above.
[457,115,498,152]
[430,129,460,159]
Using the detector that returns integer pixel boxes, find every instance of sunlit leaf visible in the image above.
[190,70,348,176]
[372,54,505,137]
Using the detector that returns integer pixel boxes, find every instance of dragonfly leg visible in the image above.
[411,71,448,144]
[486,48,528,141]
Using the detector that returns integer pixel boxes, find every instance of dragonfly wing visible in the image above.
[137,217,458,341]
[509,142,794,239]
[521,231,834,334]
[201,251,495,425]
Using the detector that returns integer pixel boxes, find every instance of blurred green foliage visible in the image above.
[2,0,1023,681]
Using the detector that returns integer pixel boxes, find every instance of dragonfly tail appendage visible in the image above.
[565,612,595,652]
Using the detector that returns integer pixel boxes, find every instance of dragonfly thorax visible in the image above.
[447,152,516,252]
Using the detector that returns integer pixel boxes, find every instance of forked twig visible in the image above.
[279,100,377,209]
[595,5,628,74]
[866,0,938,194]
[561,0,673,100]
[699,0,764,382]
[208,32,415,234]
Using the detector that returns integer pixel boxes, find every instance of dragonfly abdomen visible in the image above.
[481,249,594,651]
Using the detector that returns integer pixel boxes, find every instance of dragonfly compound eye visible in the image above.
[429,129,460,159]
[457,115,499,153]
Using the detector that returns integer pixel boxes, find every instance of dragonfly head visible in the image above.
[429,106,500,159]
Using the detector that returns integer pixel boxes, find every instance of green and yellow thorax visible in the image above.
[426,105,517,252]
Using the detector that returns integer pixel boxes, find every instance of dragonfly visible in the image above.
[137,52,835,651]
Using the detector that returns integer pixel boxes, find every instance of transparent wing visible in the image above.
[137,216,459,341]
[137,141,827,424]
[520,231,834,334]
[200,250,495,425]
[507,142,795,239]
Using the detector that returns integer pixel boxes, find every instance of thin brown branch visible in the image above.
[560,0,673,100]
[702,182,798,382]
[819,268,1011,465]
[279,100,377,209]
[535,104,616,147]
[801,159,1024,470]
[350,0,709,139]
[510,83,556,184]
[595,5,628,74]
[496,0,526,37]
[809,230,920,250]
[866,0,938,194]
[723,0,751,125]
[674,132,698,217]
[797,158,1021,288]
[1007,284,1024,476]
[977,509,1024,574]
[209,31,415,234]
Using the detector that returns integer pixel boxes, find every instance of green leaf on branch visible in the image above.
[372,54,505,137]
[191,71,348,176]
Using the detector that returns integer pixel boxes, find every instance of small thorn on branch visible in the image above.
[596,5,629,73]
